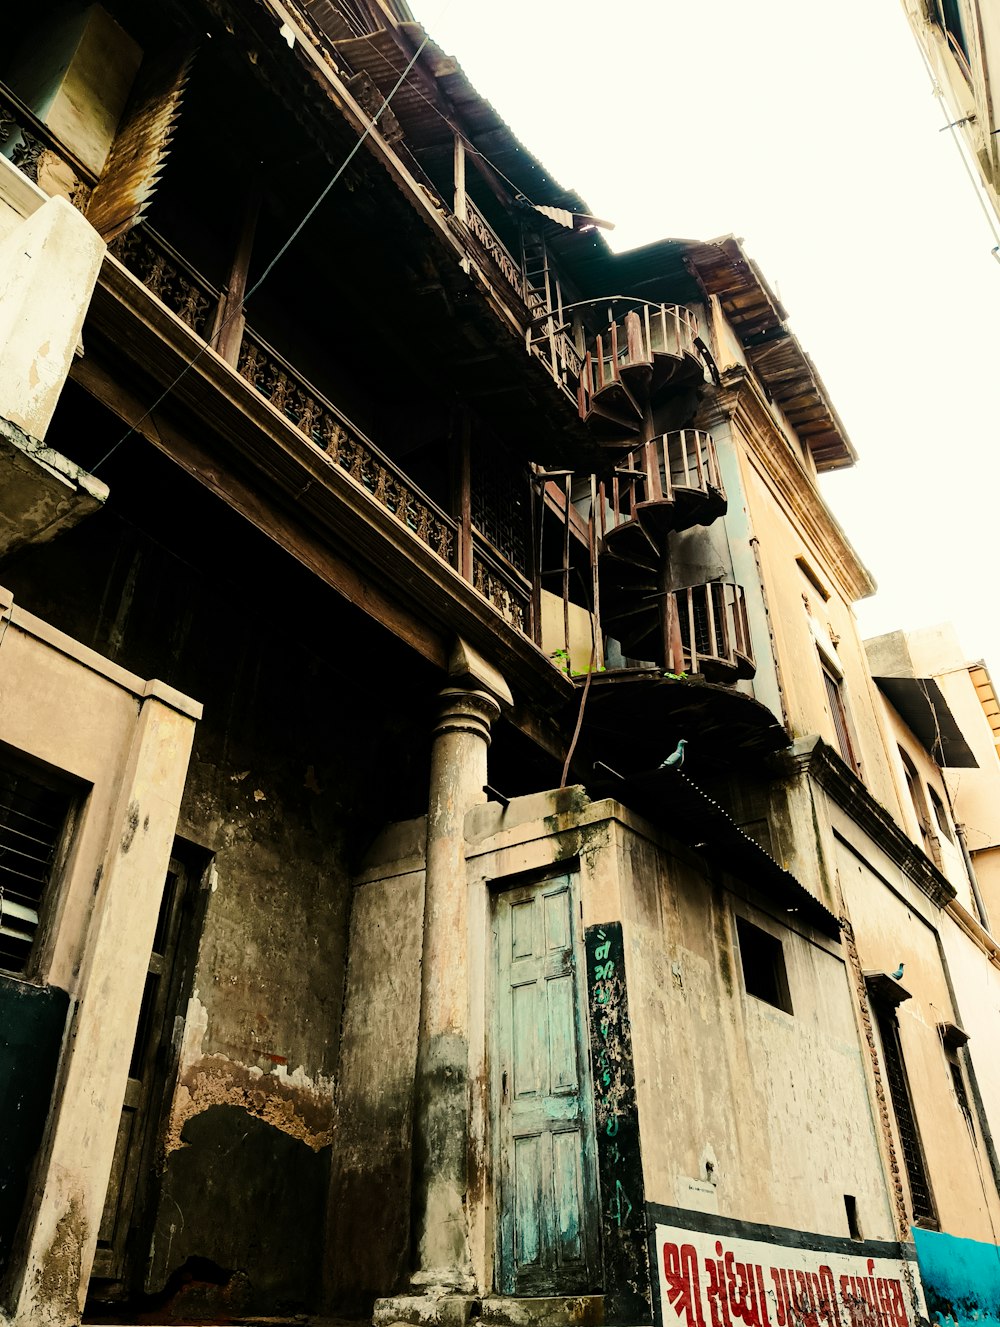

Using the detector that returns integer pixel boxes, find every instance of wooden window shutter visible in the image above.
[86,47,196,242]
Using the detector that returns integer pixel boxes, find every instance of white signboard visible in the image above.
[655,1221,927,1327]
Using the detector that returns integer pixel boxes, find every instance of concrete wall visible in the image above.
[0,587,198,1327]
[902,0,1000,225]
[3,4,141,177]
[326,818,426,1312]
[335,787,909,1317]
[612,824,893,1241]
[737,450,899,815]
[913,1225,1000,1327]
[875,697,972,907]
[936,914,1000,1199]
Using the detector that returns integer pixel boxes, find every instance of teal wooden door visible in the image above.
[493,876,599,1295]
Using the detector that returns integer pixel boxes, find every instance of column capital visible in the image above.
[433,687,501,746]
[448,638,512,709]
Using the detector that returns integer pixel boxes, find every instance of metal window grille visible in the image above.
[0,766,70,974]
[471,442,529,575]
[873,1004,936,1223]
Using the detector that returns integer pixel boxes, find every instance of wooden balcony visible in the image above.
[599,430,726,544]
[577,304,704,441]
[667,581,755,683]
[101,226,546,645]
[461,198,583,402]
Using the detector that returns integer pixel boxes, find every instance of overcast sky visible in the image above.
[408,0,1000,670]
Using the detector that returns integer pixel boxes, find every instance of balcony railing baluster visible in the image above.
[107,226,475,595]
[667,581,755,681]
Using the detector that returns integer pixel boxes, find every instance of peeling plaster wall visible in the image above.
[0,591,198,1327]
[325,817,426,1311]
[612,824,894,1242]
[1,438,435,1318]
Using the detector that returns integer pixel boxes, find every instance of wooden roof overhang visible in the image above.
[218,0,609,463]
[686,236,857,473]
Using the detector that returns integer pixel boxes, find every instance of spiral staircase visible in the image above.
[577,305,756,683]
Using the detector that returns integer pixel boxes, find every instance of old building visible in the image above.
[901,0,1000,229]
[0,3,997,1326]
[865,625,1000,1319]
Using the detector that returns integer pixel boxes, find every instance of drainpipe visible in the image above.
[955,817,991,931]
[943,770,992,932]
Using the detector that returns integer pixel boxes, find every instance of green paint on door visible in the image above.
[493,876,599,1295]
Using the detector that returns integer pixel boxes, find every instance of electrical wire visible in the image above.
[333,20,547,207]
[907,23,1000,254]
[92,14,440,475]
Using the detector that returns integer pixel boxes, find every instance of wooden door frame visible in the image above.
[88,840,210,1299]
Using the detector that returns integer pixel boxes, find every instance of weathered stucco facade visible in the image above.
[0,3,998,1326]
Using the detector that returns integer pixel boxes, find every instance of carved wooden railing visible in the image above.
[0,79,96,205]
[109,227,222,339]
[108,226,459,571]
[601,431,724,533]
[465,199,526,304]
[667,581,754,680]
[472,534,532,636]
[462,199,579,399]
[238,328,457,566]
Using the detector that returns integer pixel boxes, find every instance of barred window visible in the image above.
[0,760,72,976]
[871,1001,937,1225]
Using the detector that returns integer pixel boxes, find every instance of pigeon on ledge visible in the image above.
[660,739,688,771]
[891,962,905,981]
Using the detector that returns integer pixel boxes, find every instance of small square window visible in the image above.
[735,916,792,1014]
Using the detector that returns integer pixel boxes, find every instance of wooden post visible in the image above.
[562,474,572,664]
[453,134,467,224]
[215,188,261,367]
[458,412,473,583]
[589,473,604,670]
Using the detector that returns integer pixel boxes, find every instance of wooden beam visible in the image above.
[71,356,450,670]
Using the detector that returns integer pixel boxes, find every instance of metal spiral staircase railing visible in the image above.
[577,303,704,443]
[572,302,756,683]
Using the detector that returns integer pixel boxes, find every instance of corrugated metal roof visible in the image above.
[615,765,842,939]
[873,675,978,768]
[294,12,855,472]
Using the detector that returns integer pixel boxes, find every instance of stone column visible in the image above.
[411,645,510,1295]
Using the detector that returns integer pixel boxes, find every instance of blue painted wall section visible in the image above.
[585,921,652,1324]
[0,974,69,1274]
[913,1227,1000,1327]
